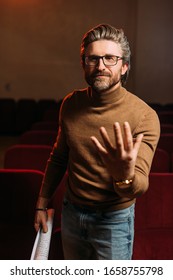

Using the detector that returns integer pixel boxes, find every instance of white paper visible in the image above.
[30,208,54,260]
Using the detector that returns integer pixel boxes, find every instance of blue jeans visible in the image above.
[61,198,135,260]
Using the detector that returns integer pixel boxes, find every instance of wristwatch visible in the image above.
[114,179,133,186]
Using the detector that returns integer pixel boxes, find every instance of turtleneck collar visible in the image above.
[87,86,126,107]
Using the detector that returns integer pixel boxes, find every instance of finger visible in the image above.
[90,136,107,154]
[113,122,124,155]
[123,122,133,151]
[34,212,48,233]
[133,133,143,152]
[34,222,40,232]
[99,127,114,152]
[42,222,48,233]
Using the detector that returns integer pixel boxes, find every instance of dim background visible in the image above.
[0,0,172,104]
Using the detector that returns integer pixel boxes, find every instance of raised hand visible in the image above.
[91,122,143,181]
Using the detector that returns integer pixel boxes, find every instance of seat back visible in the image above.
[150,148,170,172]
[158,111,173,125]
[157,133,173,154]
[0,169,44,225]
[19,130,57,146]
[0,169,44,259]
[15,99,37,133]
[0,98,16,134]
[161,124,173,133]
[4,144,52,172]
[171,153,173,172]
[31,121,58,131]
[48,172,67,229]
[135,173,173,230]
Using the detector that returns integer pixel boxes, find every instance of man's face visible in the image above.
[83,40,128,93]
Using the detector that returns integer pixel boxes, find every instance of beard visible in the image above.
[85,71,120,93]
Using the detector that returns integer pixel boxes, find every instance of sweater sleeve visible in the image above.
[39,100,69,199]
[114,108,160,198]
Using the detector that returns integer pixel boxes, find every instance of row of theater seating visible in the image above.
[135,106,173,259]
[0,98,62,134]
[134,173,173,260]
[2,126,173,173]
[1,114,173,259]
[3,144,173,173]
[0,169,173,260]
[137,97,173,259]
[0,169,66,260]
[29,122,173,134]
[149,102,173,112]
[0,98,173,135]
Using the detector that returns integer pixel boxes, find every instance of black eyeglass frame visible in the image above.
[84,55,124,66]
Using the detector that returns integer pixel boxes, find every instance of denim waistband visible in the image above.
[64,197,135,214]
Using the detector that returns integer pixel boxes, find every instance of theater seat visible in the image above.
[15,99,37,133]
[171,153,173,172]
[19,130,57,146]
[133,228,173,260]
[37,99,58,121]
[49,228,64,260]
[48,172,67,230]
[133,173,173,259]
[0,169,44,259]
[4,144,52,172]
[158,111,173,125]
[0,98,16,134]
[150,148,170,172]
[161,124,173,133]
[31,121,58,131]
[48,172,67,260]
[157,134,173,154]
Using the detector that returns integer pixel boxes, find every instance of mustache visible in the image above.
[92,71,111,77]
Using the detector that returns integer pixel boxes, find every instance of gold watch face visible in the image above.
[115,179,132,186]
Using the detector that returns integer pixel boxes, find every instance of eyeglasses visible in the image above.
[85,55,123,66]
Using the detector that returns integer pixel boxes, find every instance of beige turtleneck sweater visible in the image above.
[40,86,160,211]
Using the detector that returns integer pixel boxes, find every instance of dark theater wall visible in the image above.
[0,0,172,104]
[135,0,173,104]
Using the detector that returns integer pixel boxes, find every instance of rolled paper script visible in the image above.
[30,208,54,260]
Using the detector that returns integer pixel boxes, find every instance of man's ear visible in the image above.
[121,62,129,75]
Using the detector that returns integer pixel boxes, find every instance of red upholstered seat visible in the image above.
[37,99,58,121]
[151,148,171,173]
[0,168,67,260]
[42,109,60,122]
[135,173,173,229]
[157,133,173,154]
[171,153,173,172]
[0,98,16,134]
[133,173,173,259]
[31,121,58,131]
[0,169,44,259]
[158,111,173,125]
[48,172,67,230]
[133,228,173,260]
[19,130,57,146]
[48,172,67,260]
[150,148,170,172]
[15,99,37,133]
[49,228,64,260]
[4,144,52,172]
[161,124,173,133]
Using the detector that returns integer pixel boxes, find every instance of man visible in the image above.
[35,24,160,259]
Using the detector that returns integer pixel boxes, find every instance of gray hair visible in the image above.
[80,23,131,85]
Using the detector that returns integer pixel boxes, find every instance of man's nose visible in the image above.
[96,57,106,70]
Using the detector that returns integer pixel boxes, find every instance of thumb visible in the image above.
[42,220,48,233]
